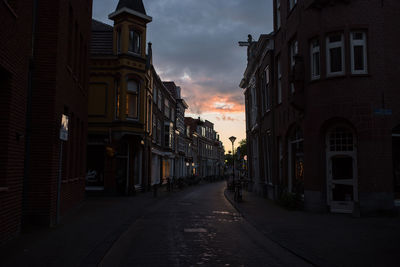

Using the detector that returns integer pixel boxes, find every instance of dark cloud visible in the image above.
[93,0,273,114]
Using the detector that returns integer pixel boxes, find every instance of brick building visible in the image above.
[241,0,400,214]
[0,0,92,244]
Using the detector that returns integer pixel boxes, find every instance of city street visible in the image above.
[1,182,311,267]
[99,182,310,267]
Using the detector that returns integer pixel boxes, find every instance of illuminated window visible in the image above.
[126,80,139,119]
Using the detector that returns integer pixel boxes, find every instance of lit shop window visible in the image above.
[350,32,368,74]
[326,34,345,77]
[126,80,139,119]
[310,39,320,80]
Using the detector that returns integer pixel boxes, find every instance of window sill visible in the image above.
[350,72,369,77]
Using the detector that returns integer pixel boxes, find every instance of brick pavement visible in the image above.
[224,188,400,267]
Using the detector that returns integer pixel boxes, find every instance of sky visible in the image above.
[92,0,273,151]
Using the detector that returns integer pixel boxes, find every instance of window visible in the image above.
[288,0,297,11]
[126,80,139,119]
[164,99,170,118]
[157,90,162,110]
[276,0,281,29]
[326,34,345,76]
[153,86,157,104]
[289,40,298,93]
[265,66,271,110]
[310,39,321,80]
[171,108,175,122]
[129,30,141,54]
[350,32,368,74]
[115,79,120,119]
[329,127,354,152]
[277,57,282,104]
[164,122,174,148]
[157,120,162,145]
[117,28,121,54]
[152,114,156,142]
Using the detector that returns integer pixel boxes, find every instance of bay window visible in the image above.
[326,34,345,76]
[350,32,368,74]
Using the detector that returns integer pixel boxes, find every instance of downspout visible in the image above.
[22,0,38,227]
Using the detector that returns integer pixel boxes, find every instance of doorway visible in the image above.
[288,126,304,197]
[326,126,357,213]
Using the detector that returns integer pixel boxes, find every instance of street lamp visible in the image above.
[229,136,236,181]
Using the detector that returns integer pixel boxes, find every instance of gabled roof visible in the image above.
[116,0,147,15]
[90,19,113,56]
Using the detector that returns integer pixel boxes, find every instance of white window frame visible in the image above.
[350,32,368,75]
[277,57,282,104]
[326,34,345,77]
[310,39,321,80]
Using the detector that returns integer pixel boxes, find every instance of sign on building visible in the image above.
[59,114,69,141]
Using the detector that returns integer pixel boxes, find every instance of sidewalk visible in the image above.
[0,188,174,267]
[225,189,400,267]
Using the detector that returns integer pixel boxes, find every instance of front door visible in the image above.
[328,155,357,213]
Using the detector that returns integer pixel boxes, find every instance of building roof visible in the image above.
[90,20,113,56]
[163,81,178,99]
[116,0,147,15]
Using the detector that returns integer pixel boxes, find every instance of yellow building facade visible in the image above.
[87,0,153,194]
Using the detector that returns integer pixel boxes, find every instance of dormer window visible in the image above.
[129,29,141,54]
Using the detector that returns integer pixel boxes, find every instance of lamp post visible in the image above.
[229,136,236,181]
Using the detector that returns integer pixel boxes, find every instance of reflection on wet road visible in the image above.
[100,182,311,267]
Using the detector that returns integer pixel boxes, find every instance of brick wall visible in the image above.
[0,1,32,244]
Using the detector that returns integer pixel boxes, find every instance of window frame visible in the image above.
[350,31,368,75]
[310,38,321,80]
[277,56,282,104]
[128,29,141,54]
[289,39,298,94]
[126,79,140,120]
[326,33,345,77]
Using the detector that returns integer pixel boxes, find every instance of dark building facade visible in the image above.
[242,0,400,214]
[0,0,92,244]
[87,0,152,195]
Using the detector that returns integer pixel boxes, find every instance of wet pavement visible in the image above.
[99,182,310,267]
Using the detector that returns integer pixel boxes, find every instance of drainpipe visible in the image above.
[22,0,38,227]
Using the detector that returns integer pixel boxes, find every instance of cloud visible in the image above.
[92,0,273,148]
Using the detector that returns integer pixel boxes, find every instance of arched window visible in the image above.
[126,80,139,119]
[128,29,141,54]
[328,126,354,152]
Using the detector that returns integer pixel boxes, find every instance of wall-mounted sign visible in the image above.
[59,114,69,141]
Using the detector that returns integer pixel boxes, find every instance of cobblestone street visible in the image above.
[99,182,310,267]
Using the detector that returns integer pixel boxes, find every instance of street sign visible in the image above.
[374,109,392,116]
[59,114,69,141]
